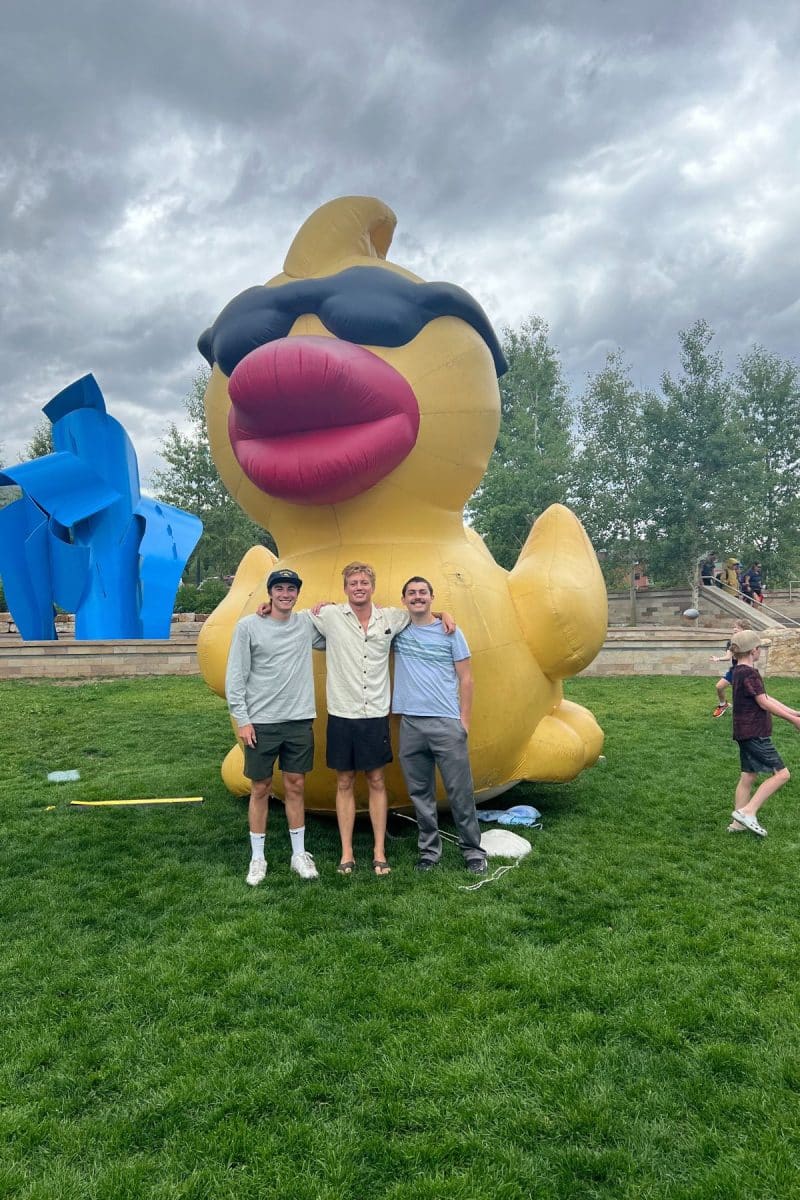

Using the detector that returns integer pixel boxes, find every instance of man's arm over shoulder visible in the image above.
[384,606,456,635]
[384,606,411,635]
[302,602,337,634]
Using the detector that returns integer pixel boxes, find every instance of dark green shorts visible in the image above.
[243,720,315,781]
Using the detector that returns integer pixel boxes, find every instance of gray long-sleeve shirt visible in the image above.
[225,611,326,726]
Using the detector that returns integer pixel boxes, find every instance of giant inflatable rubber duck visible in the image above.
[197,196,607,812]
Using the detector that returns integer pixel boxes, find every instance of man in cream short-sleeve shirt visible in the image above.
[309,563,409,877]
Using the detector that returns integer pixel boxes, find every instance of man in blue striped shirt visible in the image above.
[392,576,487,874]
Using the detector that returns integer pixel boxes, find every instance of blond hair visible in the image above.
[342,561,376,586]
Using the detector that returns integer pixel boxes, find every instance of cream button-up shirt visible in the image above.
[309,603,410,718]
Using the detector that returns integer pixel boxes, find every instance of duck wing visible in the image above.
[508,504,607,678]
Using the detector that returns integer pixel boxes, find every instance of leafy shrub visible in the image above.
[195,579,228,611]
[173,584,201,613]
[174,579,228,614]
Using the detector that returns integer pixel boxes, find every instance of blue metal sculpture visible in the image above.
[0,375,202,640]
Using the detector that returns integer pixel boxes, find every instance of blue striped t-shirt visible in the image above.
[391,620,470,718]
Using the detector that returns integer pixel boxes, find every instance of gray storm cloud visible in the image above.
[1,0,798,480]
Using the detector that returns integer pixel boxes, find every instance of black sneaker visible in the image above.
[466,859,489,875]
[415,859,438,872]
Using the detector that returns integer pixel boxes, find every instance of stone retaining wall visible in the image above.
[0,638,200,679]
[581,628,723,676]
[3,613,800,681]
[584,625,800,677]
[608,589,693,627]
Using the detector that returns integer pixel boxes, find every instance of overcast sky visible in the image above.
[3,0,798,487]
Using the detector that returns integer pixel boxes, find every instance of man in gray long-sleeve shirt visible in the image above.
[225,568,326,886]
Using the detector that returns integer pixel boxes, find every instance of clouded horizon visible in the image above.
[3,0,798,485]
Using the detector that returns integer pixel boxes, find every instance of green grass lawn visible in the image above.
[2,674,800,1199]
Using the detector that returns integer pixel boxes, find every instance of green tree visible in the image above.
[572,351,652,593]
[731,346,800,585]
[0,421,53,513]
[22,420,54,460]
[151,370,273,583]
[468,316,574,569]
[0,444,19,510]
[640,320,746,586]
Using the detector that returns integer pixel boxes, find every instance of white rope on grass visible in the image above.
[389,810,538,891]
[458,860,521,891]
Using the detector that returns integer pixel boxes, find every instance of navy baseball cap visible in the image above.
[267,568,303,592]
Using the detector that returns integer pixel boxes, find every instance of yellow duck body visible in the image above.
[197,196,607,812]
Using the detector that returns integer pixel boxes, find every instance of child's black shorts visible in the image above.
[737,736,785,774]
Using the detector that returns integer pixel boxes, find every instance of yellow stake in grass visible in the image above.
[69,797,203,808]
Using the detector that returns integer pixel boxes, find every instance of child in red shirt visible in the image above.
[728,630,800,836]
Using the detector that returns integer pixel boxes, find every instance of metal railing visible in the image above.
[699,575,800,627]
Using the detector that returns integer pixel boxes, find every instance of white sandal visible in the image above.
[731,809,767,837]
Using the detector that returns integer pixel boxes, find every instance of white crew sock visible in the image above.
[249,832,266,860]
[289,826,306,856]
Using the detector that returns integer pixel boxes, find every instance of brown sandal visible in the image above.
[337,860,356,875]
[372,860,391,876]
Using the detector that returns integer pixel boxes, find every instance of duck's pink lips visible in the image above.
[227,336,420,505]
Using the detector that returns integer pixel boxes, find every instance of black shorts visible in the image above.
[737,737,785,775]
[243,720,314,781]
[326,714,393,772]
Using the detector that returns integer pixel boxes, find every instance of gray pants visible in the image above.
[398,716,486,865]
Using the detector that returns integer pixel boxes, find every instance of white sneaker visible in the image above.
[291,851,319,880]
[246,857,268,886]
